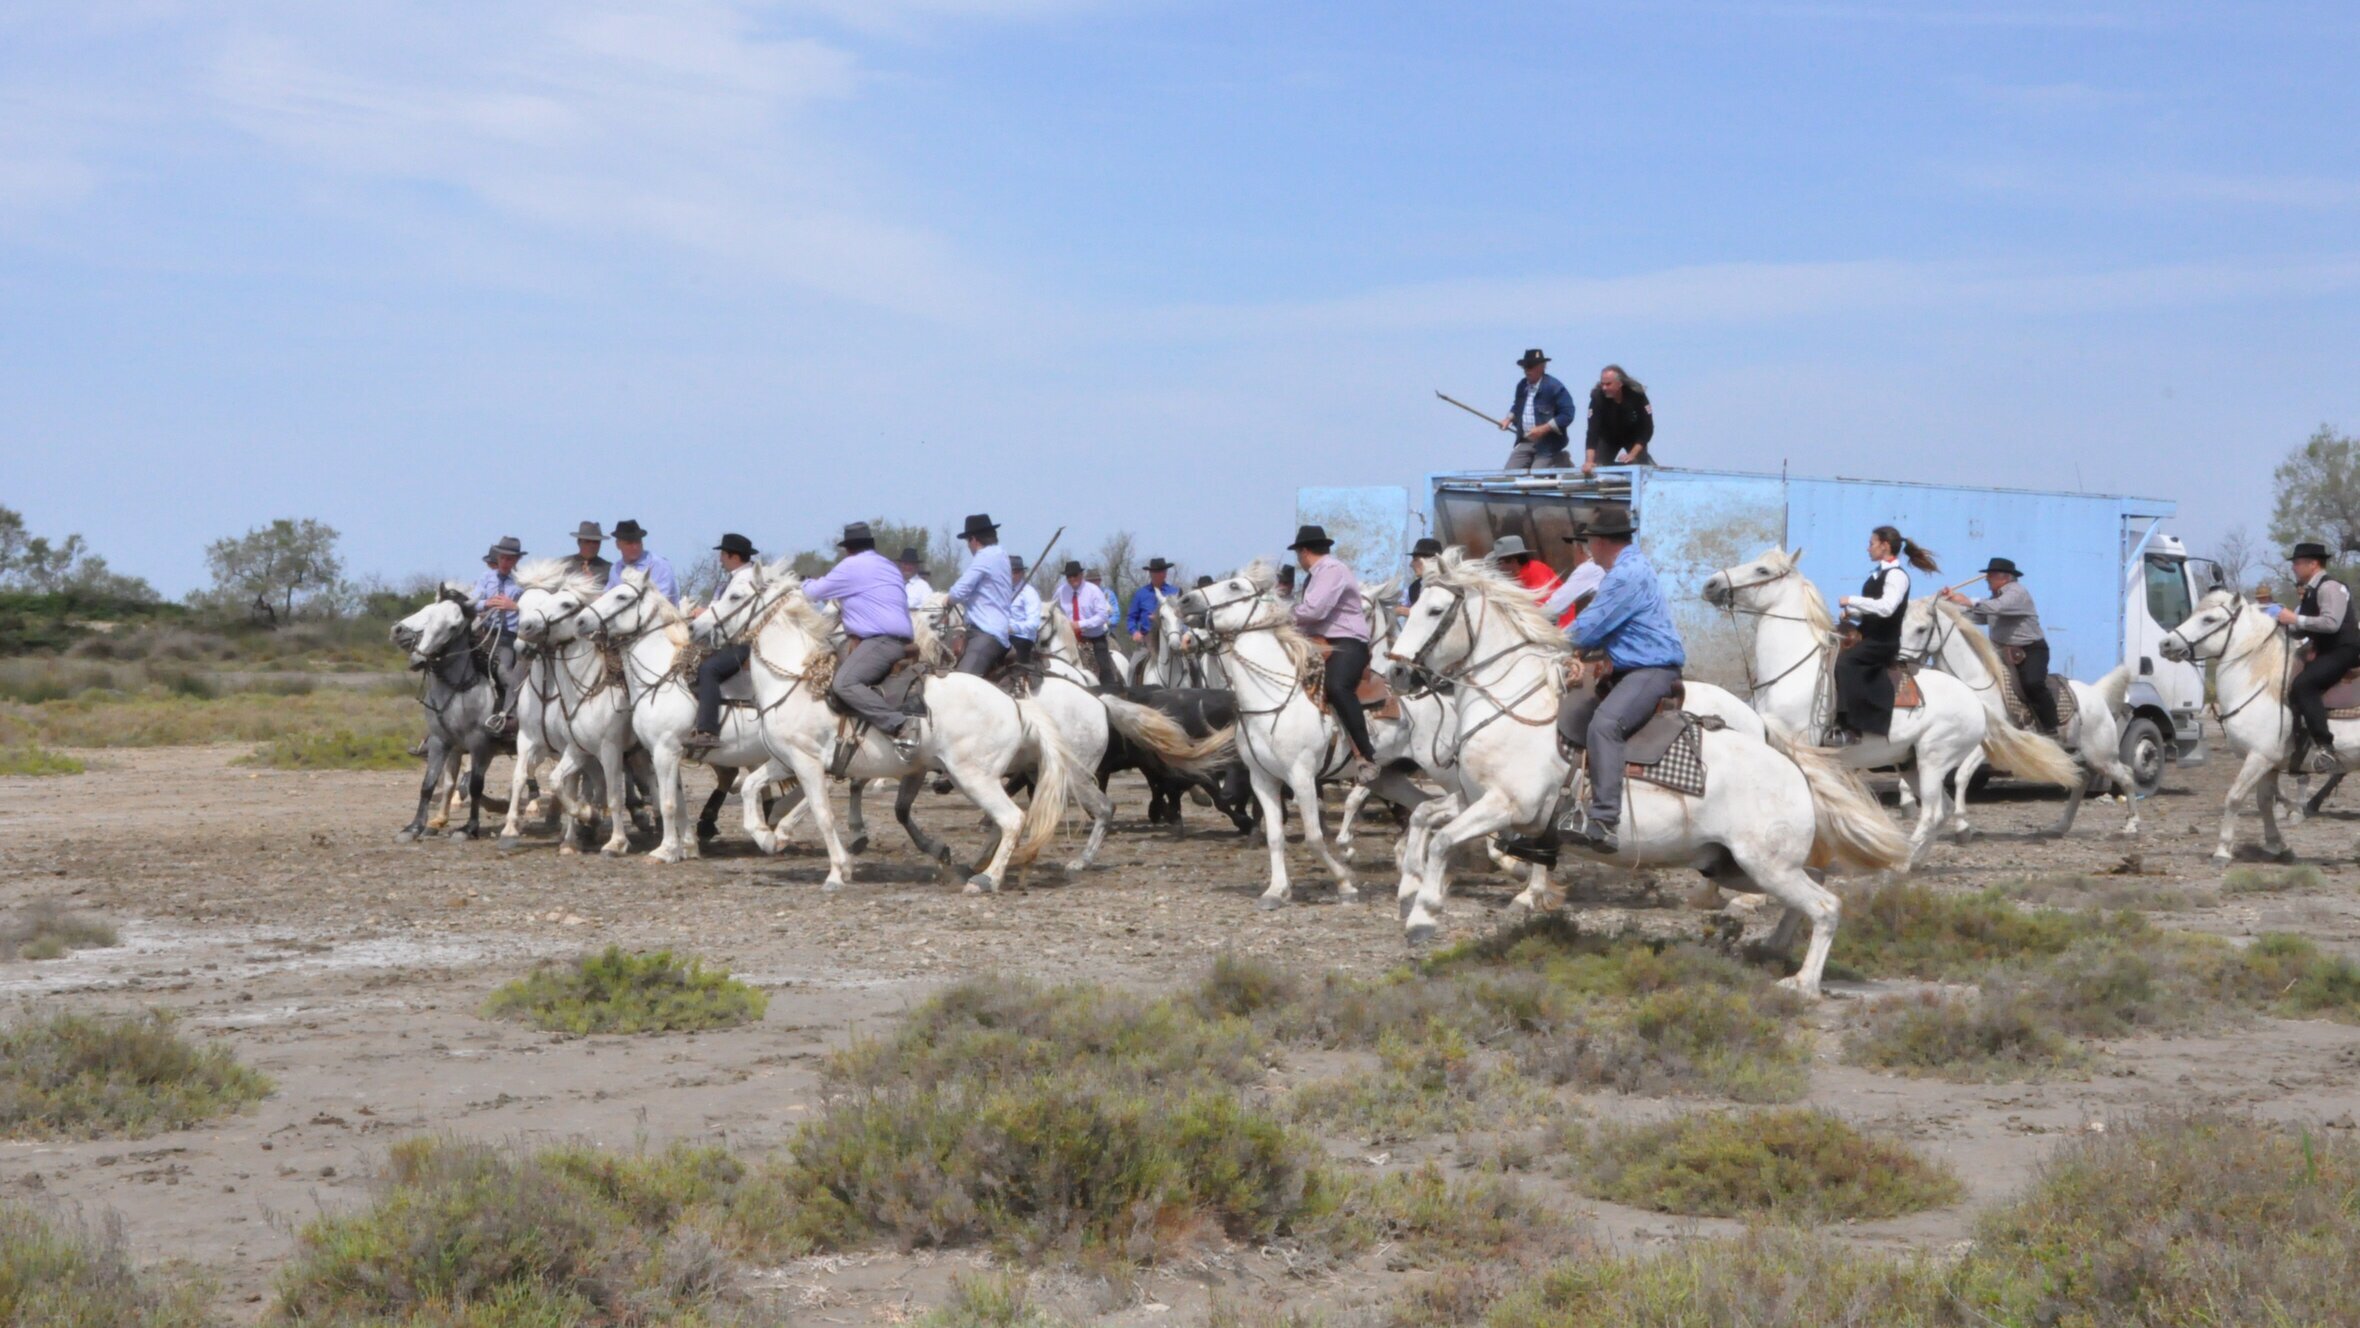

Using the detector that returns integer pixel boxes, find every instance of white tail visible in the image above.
[1765,728,1911,873]
[2093,664,2132,717]
[1100,694,1237,777]
[1980,721,2083,788]
[1012,697,1088,864]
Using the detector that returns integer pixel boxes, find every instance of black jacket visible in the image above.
[1585,386,1654,463]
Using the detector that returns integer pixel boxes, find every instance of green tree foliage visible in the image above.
[2270,425,2360,554]
[203,517,344,621]
[0,505,156,600]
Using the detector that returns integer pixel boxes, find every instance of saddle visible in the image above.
[2290,646,2360,717]
[1992,666,2080,734]
[1355,670,1400,722]
[822,639,935,722]
[1625,711,1720,798]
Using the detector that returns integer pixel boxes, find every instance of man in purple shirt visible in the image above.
[1289,524,1378,784]
[803,521,920,769]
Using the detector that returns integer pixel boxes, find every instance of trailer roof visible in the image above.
[1428,464,2175,515]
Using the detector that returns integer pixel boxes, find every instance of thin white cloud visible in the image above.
[1697,1,2137,29]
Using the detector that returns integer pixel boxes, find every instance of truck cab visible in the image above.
[2120,533,2211,790]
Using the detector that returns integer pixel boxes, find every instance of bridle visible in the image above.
[1710,561,1838,696]
[1185,582,1311,718]
[1394,582,1560,759]
[1905,603,1996,695]
[2169,598,2288,726]
[701,563,770,647]
[517,593,619,735]
[584,583,696,699]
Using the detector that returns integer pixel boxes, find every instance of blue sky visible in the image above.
[4,1,2356,593]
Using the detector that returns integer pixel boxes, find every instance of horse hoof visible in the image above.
[1063,859,1090,874]
[964,873,997,895]
[559,843,580,857]
[2273,848,2297,864]
[1255,894,1288,912]
[1335,888,1360,906]
[846,834,870,856]
[1404,922,1437,946]
[1775,975,1823,999]
[497,835,524,853]
[394,828,420,844]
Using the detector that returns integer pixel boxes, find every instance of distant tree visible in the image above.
[2208,524,2260,593]
[0,504,156,601]
[205,518,344,621]
[2269,426,2360,554]
[678,552,723,605]
[784,517,954,587]
[1095,530,1140,608]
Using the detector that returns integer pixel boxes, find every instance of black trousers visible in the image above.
[2012,640,2061,732]
[492,630,522,715]
[1323,636,1375,761]
[1084,633,1120,687]
[693,643,749,735]
[2292,642,2360,747]
[1010,637,1035,667]
[1834,635,1900,736]
[955,632,1006,677]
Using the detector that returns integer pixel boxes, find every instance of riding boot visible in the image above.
[1496,831,1558,867]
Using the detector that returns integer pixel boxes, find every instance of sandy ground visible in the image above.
[4,741,2360,1323]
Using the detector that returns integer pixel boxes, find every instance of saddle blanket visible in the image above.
[1622,711,1719,799]
[1994,666,2080,733]
[1891,665,1924,711]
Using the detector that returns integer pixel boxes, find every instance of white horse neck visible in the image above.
[1216,620,1310,714]
[540,632,607,699]
[1440,594,1562,730]
[1740,575,1836,720]
[2216,613,2295,726]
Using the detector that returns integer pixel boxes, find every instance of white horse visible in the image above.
[1384,551,1910,992]
[2158,589,2323,862]
[577,571,776,863]
[1701,549,2078,867]
[1140,593,1229,691]
[501,560,647,855]
[1901,597,2139,837]
[1177,561,1360,908]
[390,588,507,843]
[698,560,1091,892]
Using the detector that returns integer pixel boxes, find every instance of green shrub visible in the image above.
[834,974,1265,1093]
[2227,932,2360,1020]
[1574,1108,1962,1221]
[2223,863,2325,894]
[915,1273,1063,1328]
[1845,987,2089,1081]
[0,745,83,776]
[1483,1226,1956,1328]
[0,1011,270,1140]
[1995,873,2215,912]
[239,729,413,771]
[1829,882,2139,981]
[482,948,768,1035]
[0,1204,214,1328]
[1287,1021,1556,1143]
[0,901,117,962]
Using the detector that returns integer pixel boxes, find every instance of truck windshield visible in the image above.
[2145,557,2193,629]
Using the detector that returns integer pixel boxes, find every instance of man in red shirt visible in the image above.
[1491,535,1560,600]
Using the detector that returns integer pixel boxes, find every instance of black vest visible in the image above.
[2298,577,2360,651]
[1857,566,1905,642]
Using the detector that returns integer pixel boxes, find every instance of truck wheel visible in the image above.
[2119,717,2167,797]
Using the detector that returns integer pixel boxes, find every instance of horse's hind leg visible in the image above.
[895,775,956,868]
[1288,764,1355,903]
[699,767,736,843]
[1733,844,1842,998]
[1947,746,1983,838]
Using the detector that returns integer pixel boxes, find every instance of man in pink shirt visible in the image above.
[1288,524,1378,784]
[803,521,920,769]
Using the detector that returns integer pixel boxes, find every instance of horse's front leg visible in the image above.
[1287,753,1354,903]
[894,774,955,867]
[698,766,736,844]
[1902,753,1951,871]
[1405,788,1518,944]
[1396,793,1459,915]
[2256,767,2290,860]
[2215,750,2276,862]
[1947,746,1984,838]
[397,738,445,842]
[843,779,872,856]
[1248,766,1294,909]
[1336,783,1373,860]
[648,743,689,863]
[454,741,490,840]
[498,730,543,846]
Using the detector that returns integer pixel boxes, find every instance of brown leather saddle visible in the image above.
[2291,646,2360,716]
[1355,670,1400,721]
[823,638,934,721]
[1891,665,1925,711]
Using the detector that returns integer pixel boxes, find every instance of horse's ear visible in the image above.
[1790,546,1805,567]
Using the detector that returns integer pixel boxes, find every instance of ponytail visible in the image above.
[1872,525,1940,573]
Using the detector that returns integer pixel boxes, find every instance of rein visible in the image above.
[1406,584,1562,762]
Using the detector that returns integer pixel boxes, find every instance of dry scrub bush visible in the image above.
[481,948,768,1036]
[2223,863,2325,894]
[1993,872,2217,912]
[1573,1108,1962,1221]
[0,687,413,751]
[0,900,117,962]
[1828,882,2140,981]
[1286,1021,1560,1143]
[0,745,83,776]
[0,1012,270,1140]
[1843,987,2089,1081]
[0,1205,214,1328]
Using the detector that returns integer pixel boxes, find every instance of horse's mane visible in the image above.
[514,557,603,600]
[1046,594,1081,658]
[2199,587,2239,610]
[747,562,840,645]
[1364,575,1400,605]
[1221,558,1318,676]
[1748,548,1836,635]
[1930,597,2014,684]
[621,567,693,650]
[1428,549,1571,652]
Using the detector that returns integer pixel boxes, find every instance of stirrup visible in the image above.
[484,713,514,737]
[891,728,922,764]
[682,731,720,753]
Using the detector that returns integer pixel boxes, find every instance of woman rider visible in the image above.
[1832,525,1938,744]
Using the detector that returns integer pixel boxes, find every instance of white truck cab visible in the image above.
[2120,533,2211,791]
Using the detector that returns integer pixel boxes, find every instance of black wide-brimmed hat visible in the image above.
[1411,537,1443,558]
[1195,575,1215,588]
[1061,559,1085,577]
[1008,556,1027,573]
[612,519,648,541]
[570,521,604,543]
[486,535,525,560]
[1581,509,1637,540]
[897,546,925,565]
[959,513,999,541]
[1489,535,1533,561]
[1276,564,1296,584]
[1979,557,2022,578]
[1144,557,1174,572]
[1517,348,1550,367]
[837,522,874,548]
[714,533,756,558]
[2289,541,2333,563]
[1286,524,1335,551]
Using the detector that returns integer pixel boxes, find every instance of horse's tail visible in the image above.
[1100,693,1236,777]
[1011,697,1086,865]
[2093,664,2133,718]
[1980,719,2083,788]
[1764,727,1910,873]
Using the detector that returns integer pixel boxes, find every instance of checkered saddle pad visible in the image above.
[1993,663,2079,733]
[1623,711,1719,799]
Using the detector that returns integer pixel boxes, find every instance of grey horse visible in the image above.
[391,586,510,842]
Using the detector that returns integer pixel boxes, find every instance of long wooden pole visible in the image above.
[1435,390,1503,429]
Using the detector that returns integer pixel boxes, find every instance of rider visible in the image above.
[1832,524,1938,744]
[945,513,1015,676]
[1501,509,1682,862]
[1941,555,2059,732]
[805,522,921,770]
[605,520,678,599]
[899,547,935,610]
[563,521,612,581]
[1289,524,1380,785]
[1542,529,1603,628]
[1491,535,1558,598]
[683,533,759,755]
[1274,563,1296,602]
[474,536,527,736]
[2278,541,2360,772]
[1404,537,1444,608]
[1056,559,1119,686]
[1500,348,1575,471]
[1008,557,1042,667]
[1126,557,1180,647]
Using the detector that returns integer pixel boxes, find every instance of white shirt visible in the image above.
[1542,560,1606,618]
[1010,583,1043,639]
[903,575,934,610]
[1845,558,1908,620]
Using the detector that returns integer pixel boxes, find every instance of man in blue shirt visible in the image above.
[605,519,678,600]
[1008,557,1042,667]
[472,535,526,735]
[1504,509,1684,861]
[1126,557,1179,644]
[945,513,1015,676]
[1500,348,1575,470]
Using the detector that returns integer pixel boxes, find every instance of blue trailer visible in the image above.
[1299,465,2211,793]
